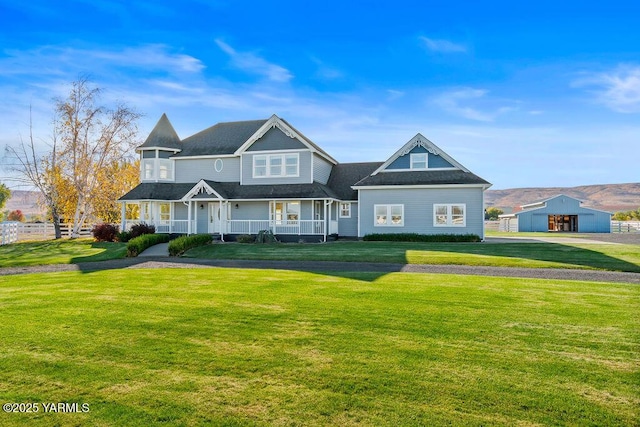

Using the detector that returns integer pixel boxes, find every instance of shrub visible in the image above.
[129,223,156,239]
[168,234,212,256]
[236,234,255,244]
[256,230,278,244]
[363,233,481,243]
[126,233,170,257]
[116,231,131,243]
[92,223,119,242]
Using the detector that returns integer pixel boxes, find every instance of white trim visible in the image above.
[244,148,305,155]
[137,146,181,153]
[339,202,351,218]
[433,203,467,227]
[214,158,224,172]
[171,154,237,160]
[379,167,458,173]
[181,180,225,201]
[252,153,299,178]
[410,153,428,170]
[234,114,338,164]
[352,184,491,190]
[371,133,471,176]
[374,204,404,227]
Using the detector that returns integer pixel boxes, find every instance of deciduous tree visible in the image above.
[0,183,10,221]
[54,77,141,236]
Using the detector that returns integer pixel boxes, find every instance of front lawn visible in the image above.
[185,240,640,272]
[0,268,637,426]
[0,239,126,268]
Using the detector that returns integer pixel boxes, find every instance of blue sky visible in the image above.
[1,0,639,190]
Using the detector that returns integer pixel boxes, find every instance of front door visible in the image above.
[208,203,220,233]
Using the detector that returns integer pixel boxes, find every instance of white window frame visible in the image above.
[410,153,428,170]
[339,202,351,218]
[158,202,171,222]
[142,159,155,180]
[433,203,466,227]
[374,204,404,227]
[158,159,174,181]
[253,153,299,178]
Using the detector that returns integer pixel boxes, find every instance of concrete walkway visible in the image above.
[138,242,170,257]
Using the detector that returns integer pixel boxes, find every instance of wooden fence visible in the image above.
[611,221,640,233]
[1,222,19,245]
[0,222,93,244]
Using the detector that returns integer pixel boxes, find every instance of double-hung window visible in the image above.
[410,153,427,169]
[253,153,299,178]
[375,204,404,226]
[434,204,466,227]
[339,202,351,218]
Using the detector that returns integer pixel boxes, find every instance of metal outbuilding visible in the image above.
[499,194,612,233]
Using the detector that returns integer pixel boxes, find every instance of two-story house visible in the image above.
[118,114,491,241]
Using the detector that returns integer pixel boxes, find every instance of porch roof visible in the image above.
[196,180,339,200]
[353,169,490,187]
[118,181,339,202]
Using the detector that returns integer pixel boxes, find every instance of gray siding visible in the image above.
[386,146,453,170]
[174,157,240,183]
[174,202,188,220]
[337,201,358,237]
[358,187,485,237]
[246,127,307,151]
[231,202,269,220]
[241,151,312,185]
[313,154,333,184]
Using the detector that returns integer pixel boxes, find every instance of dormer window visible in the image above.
[410,153,427,170]
[141,149,174,181]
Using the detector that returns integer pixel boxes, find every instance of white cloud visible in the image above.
[572,65,640,113]
[419,36,466,53]
[215,39,293,83]
[386,89,405,101]
[434,88,514,122]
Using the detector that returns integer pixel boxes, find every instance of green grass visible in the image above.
[0,239,127,268]
[0,268,637,426]
[185,240,640,272]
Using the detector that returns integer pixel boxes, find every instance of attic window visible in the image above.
[410,153,427,169]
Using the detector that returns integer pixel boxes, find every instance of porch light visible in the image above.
[199,204,204,210]
[235,203,239,209]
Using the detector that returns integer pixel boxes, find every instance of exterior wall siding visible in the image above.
[358,187,485,237]
[386,146,453,170]
[337,202,358,237]
[313,154,333,184]
[246,127,307,151]
[241,151,312,185]
[174,157,240,183]
[230,202,269,220]
[173,202,188,220]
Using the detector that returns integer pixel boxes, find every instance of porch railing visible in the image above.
[123,220,191,234]
[227,220,325,235]
[123,219,325,235]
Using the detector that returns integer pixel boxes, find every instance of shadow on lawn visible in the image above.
[413,241,640,273]
[68,240,640,281]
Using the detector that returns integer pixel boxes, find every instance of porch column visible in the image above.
[219,200,224,242]
[187,201,192,235]
[324,200,329,242]
[120,202,126,231]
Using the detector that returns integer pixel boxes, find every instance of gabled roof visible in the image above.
[353,169,490,187]
[137,113,182,151]
[372,133,470,175]
[327,162,383,200]
[234,114,338,164]
[173,119,268,157]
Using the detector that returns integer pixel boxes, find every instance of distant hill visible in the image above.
[486,183,640,213]
[5,190,44,216]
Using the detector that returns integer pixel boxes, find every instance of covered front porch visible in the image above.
[120,199,338,241]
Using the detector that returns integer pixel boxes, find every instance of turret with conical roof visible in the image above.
[137,113,182,151]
